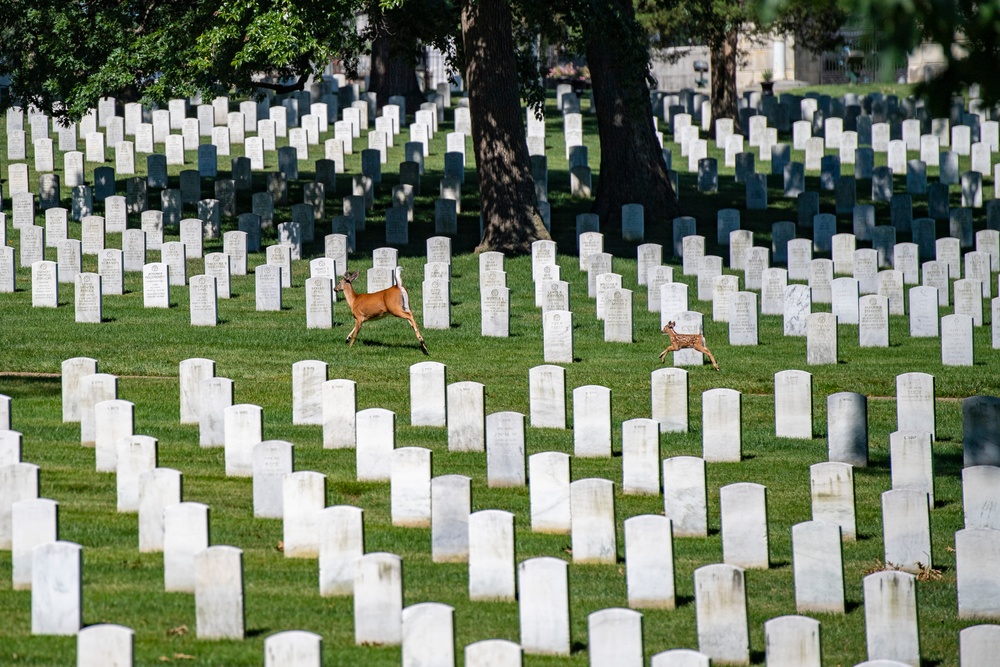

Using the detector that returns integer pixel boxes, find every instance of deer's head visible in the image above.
[334,270,360,293]
[662,321,677,334]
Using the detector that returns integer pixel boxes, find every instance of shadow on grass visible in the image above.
[332,481,382,498]
[0,375,61,399]
[359,339,429,352]
[246,627,270,638]
[857,455,890,471]
[934,448,964,478]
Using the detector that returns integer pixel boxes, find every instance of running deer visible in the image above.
[659,321,719,370]
[334,267,429,355]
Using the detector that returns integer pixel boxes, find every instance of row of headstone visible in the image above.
[7,350,1000,664]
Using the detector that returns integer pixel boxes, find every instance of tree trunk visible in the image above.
[462,0,549,254]
[710,27,740,135]
[367,14,425,115]
[585,0,680,230]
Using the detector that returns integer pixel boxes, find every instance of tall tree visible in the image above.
[364,0,455,113]
[522,0,681,229]
[638,0,847,135]
[637,0,748,133]
[461,0,549,254]
[579,0,680,227]
[366,9,426,114]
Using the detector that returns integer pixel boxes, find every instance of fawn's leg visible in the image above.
[659,342,680,363]
[696,343,720,370]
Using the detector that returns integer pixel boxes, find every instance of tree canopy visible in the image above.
[0,0,364,121]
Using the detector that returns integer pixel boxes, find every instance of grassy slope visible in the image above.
[0,83,997,665]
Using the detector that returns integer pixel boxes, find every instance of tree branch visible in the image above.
[252,71,311,95]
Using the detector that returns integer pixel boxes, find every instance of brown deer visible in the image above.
[334,267,429,355]
[659,321,719,370]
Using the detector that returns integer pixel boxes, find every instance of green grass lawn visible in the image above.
[0,85,998,666]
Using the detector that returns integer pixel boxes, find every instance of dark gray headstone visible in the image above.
[890,195,912,234]
[828,392,868,467]
[927,182,950,221]
[770,144,791,176]
[940,151,959,184]
[797,192,819,229]
[835,178,855,214]
[697,158,718,193]
[784,162,804,197]
[950,207,974,248]
[819,155,840,191]
[963,396,1000,467]
[871,166,893,203]
[906,159,926,195]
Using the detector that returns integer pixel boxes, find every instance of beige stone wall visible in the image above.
[650,31,834,92]
[649,46,713,92]
[737,34,792,86]
[794,47,824,85]
[736,32,827,87]
[906,42,948,82]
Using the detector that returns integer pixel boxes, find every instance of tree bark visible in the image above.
[462,0,549,254]
[710,27,741,135]
[367,14,426,114]
[584,0,680,229]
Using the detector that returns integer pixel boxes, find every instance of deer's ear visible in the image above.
[348,270,360,281]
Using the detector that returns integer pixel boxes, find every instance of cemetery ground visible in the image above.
[1,82,998,665]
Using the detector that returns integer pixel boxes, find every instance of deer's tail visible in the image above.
[394,266,411,313]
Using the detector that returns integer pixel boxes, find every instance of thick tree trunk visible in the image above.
[584,0,680,229]
[462,0,549,254]
[367,15,425,115]
[710,27,741,135]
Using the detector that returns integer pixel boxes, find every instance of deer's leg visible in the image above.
[696,342,720,370]
[402,312,429,355]
[346,317,363,346]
